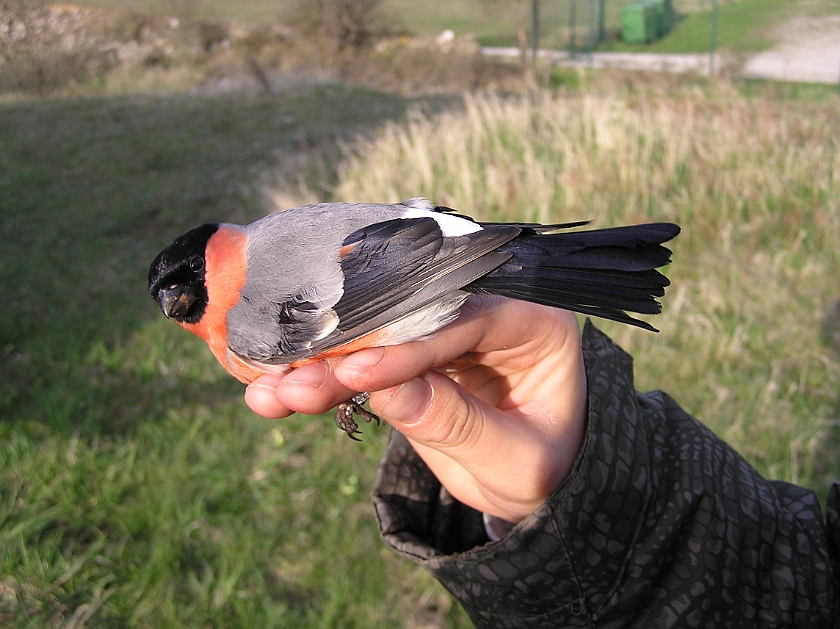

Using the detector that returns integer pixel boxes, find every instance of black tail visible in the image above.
[468,222,680,331]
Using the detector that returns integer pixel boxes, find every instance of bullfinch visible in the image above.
[148,198,679,437]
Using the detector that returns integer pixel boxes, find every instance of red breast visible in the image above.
[177,225,390,383]
[176,225,259,382]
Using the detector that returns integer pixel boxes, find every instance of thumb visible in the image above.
[370,370,490,453]
[370,370,553,521]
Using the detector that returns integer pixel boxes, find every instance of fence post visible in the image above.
[709,0,719,75]
[531,0,540,62]
[598,0,606,43]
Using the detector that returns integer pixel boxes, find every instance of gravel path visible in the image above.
[741,16,840,84]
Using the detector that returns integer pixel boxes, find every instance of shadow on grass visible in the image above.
[0,83,462,438]
[0,83,467,628]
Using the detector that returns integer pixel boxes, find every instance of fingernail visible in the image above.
[245,382,278,404]
[244,382,287,418]
[338,347,386,372]
[281,362,330,388]
[377,377,433,425]
[246,382,277,395]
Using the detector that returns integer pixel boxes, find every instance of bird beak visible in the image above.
[158,287,196,319]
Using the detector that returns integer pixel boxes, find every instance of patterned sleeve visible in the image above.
[371,322,839,628]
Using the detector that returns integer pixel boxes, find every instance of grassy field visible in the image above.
[75,0,839,51]
[2,70,839,628]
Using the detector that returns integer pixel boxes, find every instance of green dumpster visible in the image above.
[621,2,658,44]
[645,0,674,37]
[662,0,675,34]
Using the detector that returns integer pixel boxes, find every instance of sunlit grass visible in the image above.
[329,78,840,494]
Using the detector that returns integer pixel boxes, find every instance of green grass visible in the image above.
[0,84,470,628]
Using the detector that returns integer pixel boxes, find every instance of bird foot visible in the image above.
[335,393,381,441]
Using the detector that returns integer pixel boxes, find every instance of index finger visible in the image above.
[333,295,578,393]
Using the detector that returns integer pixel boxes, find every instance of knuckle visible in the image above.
[424,383,483,450]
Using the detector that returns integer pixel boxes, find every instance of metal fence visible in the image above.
[525,0,716,52]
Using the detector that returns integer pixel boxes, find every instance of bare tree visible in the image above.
[284,0,389,53]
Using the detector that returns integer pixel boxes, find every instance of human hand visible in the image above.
[244,296,587,524]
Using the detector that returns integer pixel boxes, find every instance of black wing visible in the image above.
[318,218,519,354]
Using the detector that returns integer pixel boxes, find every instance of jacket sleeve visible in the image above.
[371,321,839,628]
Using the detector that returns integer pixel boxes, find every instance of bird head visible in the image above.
[148,223,219,324]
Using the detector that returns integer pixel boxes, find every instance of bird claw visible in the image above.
[335,392,380,440]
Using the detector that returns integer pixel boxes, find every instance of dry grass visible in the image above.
[287,77,840,493]
[0,2,523,96]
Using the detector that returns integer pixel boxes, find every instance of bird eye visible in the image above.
[189,257,205,272]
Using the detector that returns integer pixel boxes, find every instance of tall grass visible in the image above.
[325,79,840,492]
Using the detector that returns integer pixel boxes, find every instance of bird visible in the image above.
[149,198,679,437]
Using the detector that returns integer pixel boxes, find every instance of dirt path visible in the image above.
[742,16,840,84]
